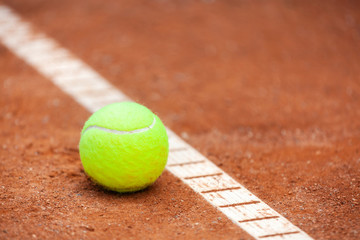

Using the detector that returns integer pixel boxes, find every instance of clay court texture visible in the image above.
[0,0,359,239]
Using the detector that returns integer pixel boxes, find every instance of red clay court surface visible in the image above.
[0,0,359,239]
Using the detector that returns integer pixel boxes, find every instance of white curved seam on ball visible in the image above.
[82,117,156,135]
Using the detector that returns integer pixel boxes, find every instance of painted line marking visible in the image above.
[201,186,242,194]
[169,147,191,152]
[185,173,241,193]
[203,188,260,207]
[166,160,206,167]
[0,5,314,240]
[183,172,224,180]
[218,201,261,208]
[220,202,280,222]
[239,216,280,223]
[239,217,303,238]
[167,147,206,165]
[169,161,223,179]
[259,231,301,239]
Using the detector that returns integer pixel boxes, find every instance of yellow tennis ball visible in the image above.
[79,102,169,193]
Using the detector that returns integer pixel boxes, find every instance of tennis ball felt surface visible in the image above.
[79,102,169,193]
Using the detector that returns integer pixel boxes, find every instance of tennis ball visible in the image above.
[79,102,169,193]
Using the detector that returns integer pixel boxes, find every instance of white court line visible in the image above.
[0,5,313,240]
